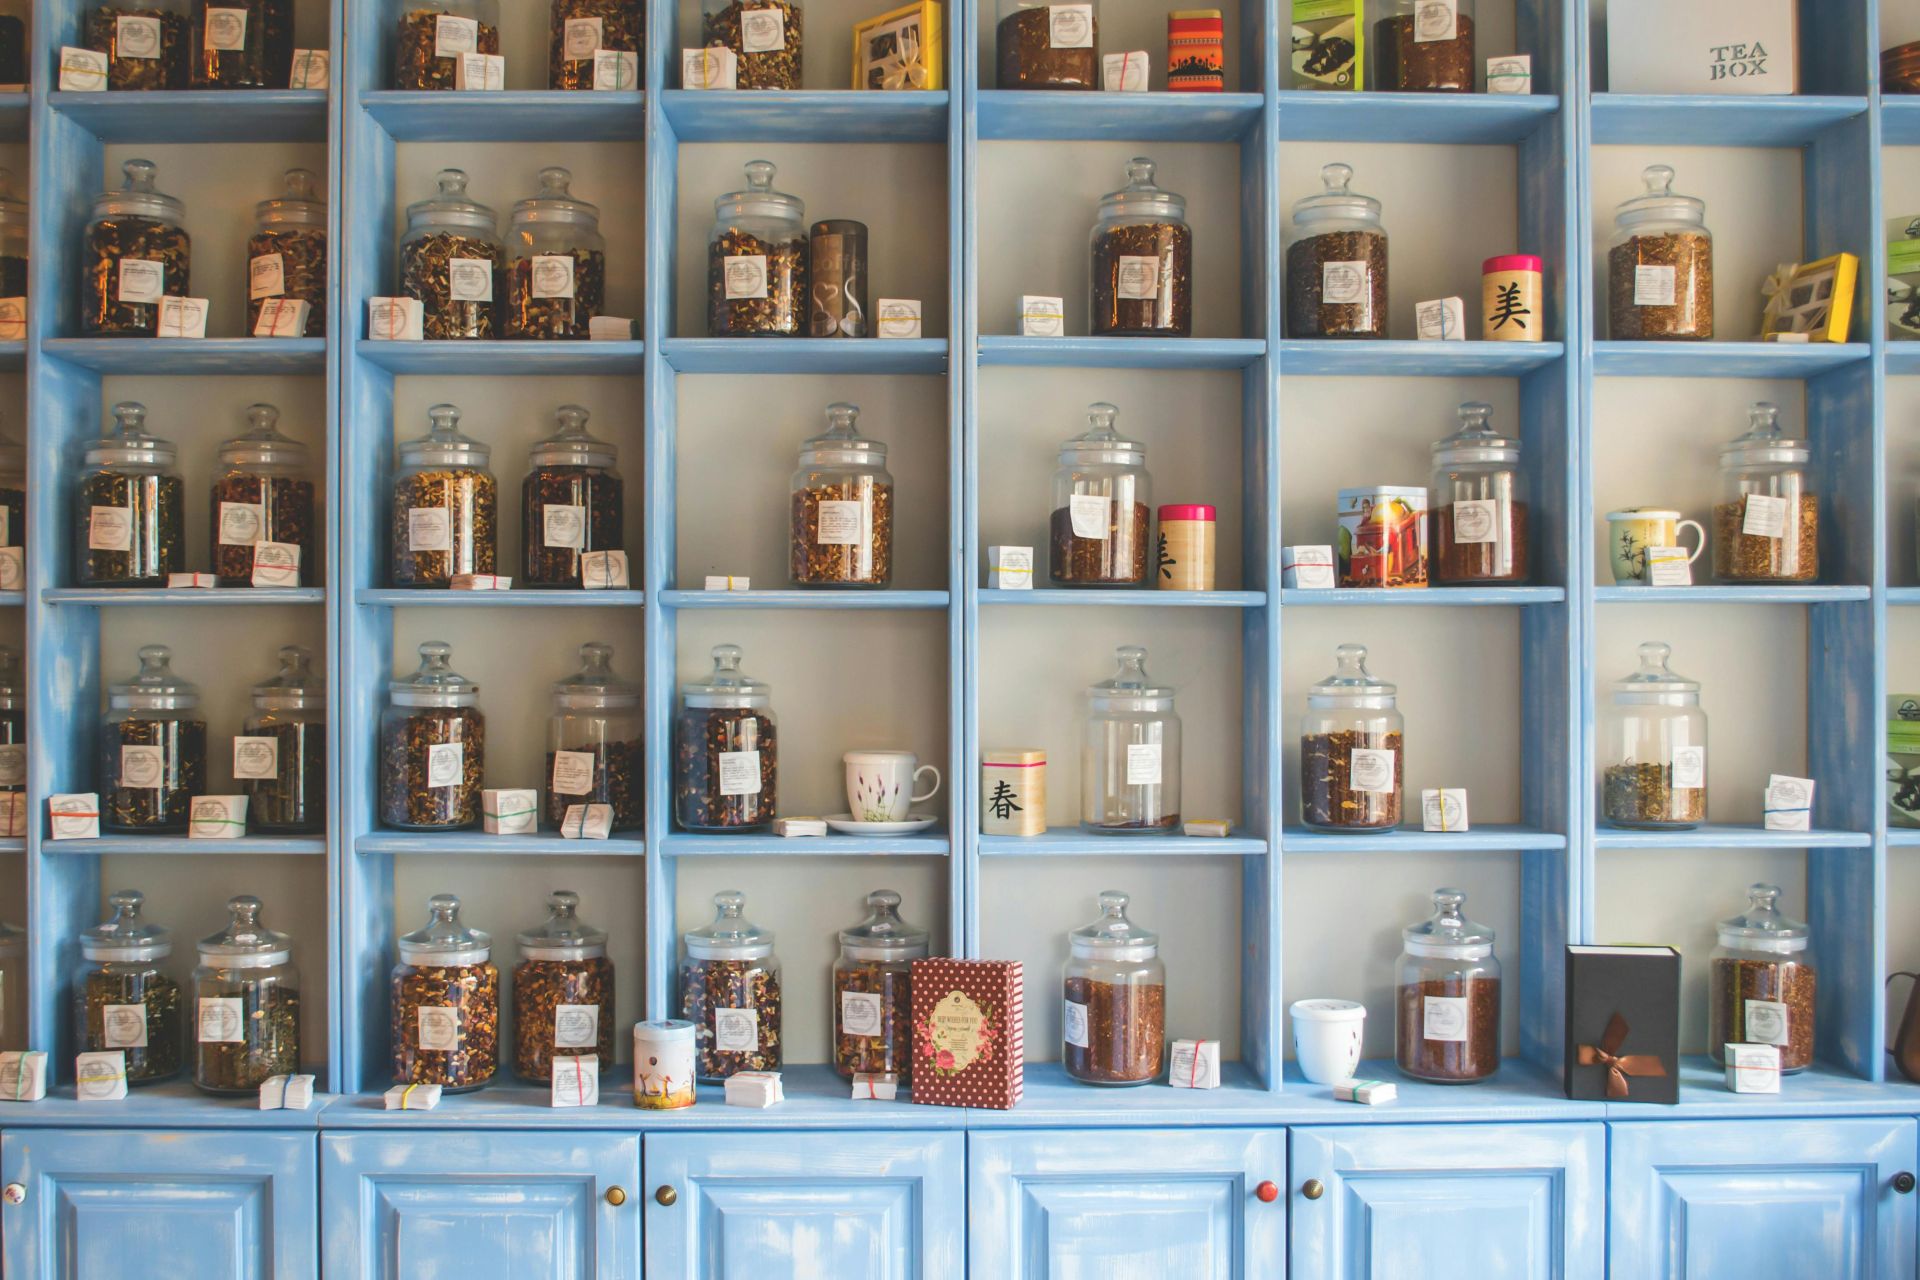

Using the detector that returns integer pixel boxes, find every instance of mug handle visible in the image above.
[1676,519,1707,565]
[1887,973,1920,1057]
[911,765,942,804]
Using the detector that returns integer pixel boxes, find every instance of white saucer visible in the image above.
[825,813,940,835]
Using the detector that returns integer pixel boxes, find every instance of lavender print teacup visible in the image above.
[844,750,941,822]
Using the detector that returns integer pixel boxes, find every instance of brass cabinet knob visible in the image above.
[655,1185,678,1207]
[605,1186,627,1206]
[1897,1172,1916,1195]
[1301,1179,1325,1201]
[2,1183,22,1206]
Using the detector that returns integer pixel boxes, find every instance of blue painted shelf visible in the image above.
[44,836,326,855]
[658,589,948,609]
[1591,341,1869,378]
[978,833,1265,857]
[1891,830,1920,847]
[1890,588,1920,606]
[1883,97,1920,146]
[0,340,22,371]
[1589,93,1867,146]
[977,335,1263,369]
[659,832,950,857]
[980,588,1264,607]
[1593,825,1872,850]
[43,587,326,606]
[1281,824,1566,852]
[48,89,328,142]
[42,337,326,374]
[1274,339,1564,375]
[1886,345,1920,376]
[1276,90,1560,144]
[661,337,946,374]
[1281,586,1565,606]
[661,89,948,141]
[0,92,24,142]
[1594,585,1872,604]
[354,588,645,608]
[354,833,645,856]
[0,592,21,608]
[978,90,1263,141]
[355,339,644,375]
[357,90,646,141]
[0,837,22,853]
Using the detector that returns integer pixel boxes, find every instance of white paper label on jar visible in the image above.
[435,14,478,57]
[198,997,245,1043]
[1116,255,1160,300]
[551,749,595,796]
[714,1006,759,1052]
[1349,747,1395,793]
[1451,498,1498,544]
[1423,994,1469,1042]
[564,15,603,58]
[426,741,464,789]
[1126,741,1162,785]
[544,504,586,549]
[249,253,286,300]
[233,735,279,780]
[1068,493,1111,539]
[89,505,132,552]
[740,6,785,52]
[205,7,247,50]
[815,500,862,545]
[447,257,494,302]
[219,500,264,546]
[1413,0,1457,42]
[417,1005,458,1050]
[724,254,769,300]
[1742,493,1790,538]
[718,749,762,796]
[118,259,165,304]
[841,989,883,1038]
[116,14,162,57]
[1322,260,1369,305]
[0,745,22,788]
[1634,263,1676,307]
[0,507,8,549]
[120,744,164,789]
[1745,998,1790,1046]
[1063,998,1090,1048]
[1048,4,1093,48]
[1670,745,1705,790]
[530,254,575,300]
[408,506,452,552]
[102,1003,149,1048]
[554,1003,599,1047]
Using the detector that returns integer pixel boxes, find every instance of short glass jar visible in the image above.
[1608,164,1713,340]
[1286,163,1387,339]
[189,0,292,88]
[192,894,300,1095]
[701,0,801,89]
[210,402,317,587]
[86,0,189,89]
[392,894,498,1091]
[1063,890,1165,1085]
[1429,401,1528,584]
[1300,643,1403,832]
[76,891,182,1084]
[1082,645,1181,834]
[1601,641,1707,829]
[82,159,190,337]
[240,645,325,833]
[1050,402,1151,586]
[522,405,622,588]
[1714,402,1817,583]
[400,169,503,340]
[247,168,325,337]
[77,402,184,587]
[1090,158,1191,338]
[100,644,205,833]
[790,402,892,587]
[550,0,642,89]
[709,160,807,337]
[506,168,605,340]
[395,0,500,89]
[0,1,22,83]
[513,890,615,1081]
[0,922,22,1052]
[379,641,485,830]
[674,644,777,831]
[996,0,1097,89]
[0,645,23,796]
[0,169,26,301]
[1709,883,1816,1073]
[833,889,927,1080]
[390,403,497,587]
[1396,888,1501,1084]
[1374,0,1474,91]
[681,890,782,1082]
[545,641,642,830]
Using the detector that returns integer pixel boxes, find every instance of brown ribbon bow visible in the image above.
[1576,1012,1668,1099]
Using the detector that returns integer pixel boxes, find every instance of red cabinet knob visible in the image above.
[1255,1180,1280,1203]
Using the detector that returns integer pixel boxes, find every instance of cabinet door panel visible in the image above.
[1610,1117,1918,1280]
[968,1127,1287,1279]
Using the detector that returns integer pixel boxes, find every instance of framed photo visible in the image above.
[852,1,943,90]
[1762,251,1858,344]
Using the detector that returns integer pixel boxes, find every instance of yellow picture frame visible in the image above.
[1762,251,1858,344]
[852,1,943,90]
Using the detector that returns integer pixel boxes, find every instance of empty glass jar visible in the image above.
[1714,402,1817,583]
[240,645,325,834]
[77,402,184,587]
[545,641,642,830]
[1608,164,1712,340]
[1429,401,1528,584]
[513,889,615,1081]
[192,894,300,1095]
[1050,403,1151,586]
[77,891,182,1084]
[380,641,485,830]
[1396,888,1501,1084]
[1063,890,1165,1085]
[392,893,498,1090]
[1709,883,1815,1073]
[790,402,892,588]
[1082,645,1181,834]
[1287,163,1387,339]
[506,167,605,340]
[682,889,782,1081]
[100,644,205,833]
[1300,643,1403,832]
[400,169,502,340]
[709,160,806,337]
[210,403,317,587]
[674,645,777,831]
[833,889,927,1081]
[1602,641,1707,829]
[390,403,496,587]
[247,168,325,337]
[395,0,500,89]
[523,405,623,588]
[82,159,189,336]
[1090,158,1192,337]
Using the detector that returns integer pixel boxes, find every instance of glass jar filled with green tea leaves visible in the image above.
[76,402,184,588]
[100,644,205,833]
[239,645,325,834]
[76,891,182,1085]
[192,895,300,1095]
[1601,642,1707,829]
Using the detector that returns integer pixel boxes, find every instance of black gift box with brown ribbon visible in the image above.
[1564,944,1681,1104]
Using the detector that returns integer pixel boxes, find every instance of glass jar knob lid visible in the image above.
[801,402,886,463]
[93,158,184,223]
[1088,645,1174,710]
[79,889,173,961]
[839,888,929,959]
[109,643,200,711]
[198,894,292,965]
[553,640,639,709]
[219,402,310,470]
[1611,641,1700,694]
[399,893,491,964]
[1310,642,1395,698]
[1069,889,1159,956]
[518,888,608,958]
[389,640,479,706]
[1291,162,1381,225]
[1720,401,1809,467]
[1717,882,1809,951]
[685,889,774,959]
[513,165,599,226]
[86,401,177,468]
[1059,401,1145,464]
[1431,401,1520,466]
[401,403,490,467]
[682,644,770,708]
[1615,163,1706,226]
[528,404,616,468]
[1403,887,1495,958]
[1098,156,1185,221]
[256,167,325,225]
[407,167,497,234]
[253,644,322,708]
[716,159,803,222]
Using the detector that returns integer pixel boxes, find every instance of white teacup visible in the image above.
[845,750,941,822]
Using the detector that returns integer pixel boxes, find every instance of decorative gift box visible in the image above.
[910,958,1023,1109]
[1606,0,1795,96]
[1167,10,1223,92]
[852,1,942,90]
[1564,944,1680,1104]
[1337,487,1428,589]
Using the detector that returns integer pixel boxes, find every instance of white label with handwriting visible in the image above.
[220,500,264,546]
[205,7,247,50]
[120,744,164,789]
[249,253,286,300]
[1049,4,1092,47]
[1451,499,1498,543]
[1670,745,1705,790]
[198,997,244,1043]
[530,254,575,300]
[564,16,602,58]
[815,500,861,545]
[724,255,768,299]
[1745,998,1790,1046]
[408,507,452,552]
[118,259,165,304]
[551,749,595,796]
[1116,255,1160,300]
[116,14,161,57]
[1423,994,1469,1041]
[90,505,132,552]
[1068,493,1110,539]
[1742,493,1789,539]
[543,504,586,549]
[554,1003,599,1047]
[1063,998,1090,1047]
[718,750,762,796]
[435,14,477,57]
[740,6,785,51]
[103,1004,148,1048]
[1322,261,1369,305]
[1126,742,1162,785]
[714,1006,758,1051]
[1634,264,1676,307]
[840,990,883,1037]
[447,257,493,302]
[427,741,464,788]
[1413,0,1457,42]
[417,1006,458,1050]
[1349,747,1395,793]
[233,736,279,780]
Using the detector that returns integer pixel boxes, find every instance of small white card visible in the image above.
[188,795,249,839]
[724,1070,784,1108]
[167,572,218,589]
[588,315,634,340]
[1018,295,1065,337]
[851,1071,898,1100]
[988,545,1033,590]
[704,575,750,591]
[449,573,511,590]
[481,788,538,835]
[253,298,311,338]
[1282,545,1336,589]
[454,51,505,90]
[258,1074,290,1109]
[875,299,923,339]
[580,550,630,588]
[773,816,827,837]
[1415,296,1466,340]
[384,1082,443,1110]
[0,1051,47,1102]
[592,49,638,90]
[551,1055,600,1107]
[1764,774,1814,831]
[682,46,739,89]
[0,298,25,340]
[48,793,100,840]
[1183,818,1231,837]
[1102,50,1149,91]
[1724,1042,1781,1093]
[156,297,209,339]
[368,297,424,340]
[1168,1038,1221,1089]
[251,541,301,588]
[1421,788,1469,832]
[561,803,613,840]
[1645,545,1692,586]
[289,48,328,88]
[1486,53,1530,93]
[56,47,108,91]
[75,1051,127,1101]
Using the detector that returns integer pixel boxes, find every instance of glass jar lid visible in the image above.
[85,402,177,469]
[1720,401,1809,469]
[198,894,292,967]
[1087,645,1175,713]
[256,167,325,228]
[92,159,185,223]
[682,644,769,709]
[0,644,19,711]
[714,159,803,224]
[839,889,929,961]
[1308,643,1395,709]
[1403,888,1495,960]
[80,889,171,962]
[685,889,774,960]
[1614,164,1706,231]
[517,889,607,960]
[399,893,491,966]
[109,644,199,712]
[527,404,616,469]
[1610,641,1700,704]
[252,644,322,712]
[1069,890,1159,960]
[800,402,886,467]
[0,168,25,230]
[552,641,639,711]
[390,640,479,708]
[1058,402,1145,468]
[406,168,497,236]
[512,166,599,228]
[399,403,490,470]
[218,403,311,472]
[1097,157,1186,222]
[1430,402,1520,469]
[1717,883,1810,953]
[1291,162,1380,229]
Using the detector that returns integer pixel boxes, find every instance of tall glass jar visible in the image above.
[1602,641,1706,828]
[681,890,781,1082]
[0,922,22,1052]
[995,0,1097,89]
[550,0,642,89]
[247,168,325,337]
[709,160,807,337]
[100,644,205,833]
[395,0,500,89]
[77,402,183,587]
[1714,402,1816,583]
[86,0,188,89]
[1608,164,1712,340]
[700,0,801,89]
[1300,643,1403,832]
[1082,645,1181,834]
[1429,401,1528,584]
[240,644,325,833]
[189,0,292,87]
[81,159,189,337]
[391,894,498,1091]
[790,402,892,587]
[505,168,605,340]
[1050,403,1151,586]
[523,405,622,587]
[833,889,926,1081]
[0,0,28,83]
[1286,162,1386,339]
[1374,0,1474,91]
[0,419,21,568]
[1396,888,1500,1083]
[0,645,22,796]
[379,641,485,829]
[399,170,502,340]
[1709,883,1815,1073]
[192,894,300,1095]
[76,891,182,1084]
[674,644,776,831]
[1089,158,1191,338]
[513,889,615,1081]
[0,169,26,300]
[1063,890,1165,1085]
[546,641,642,830]
[210,403,316,587]
[390,403,496,587]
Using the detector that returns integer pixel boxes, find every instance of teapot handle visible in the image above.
[1886,973,1920,1055]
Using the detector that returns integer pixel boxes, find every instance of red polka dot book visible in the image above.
[908,958,1024,1110]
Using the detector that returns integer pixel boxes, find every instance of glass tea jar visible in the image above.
[833,889,927,1081]
[996,0,1097,89]
[76,402,184,587]
[1090,157,1192,338]
[0,419,19,570]
[400,169,502,340]
[1710,883,1815,1072]
[395,0,500,89]
[513,889,615,1081]
[76,891,182,1084]
[790,402,893,588]
[0,922,21,1052]
[100,644,205,833]
[1714,401,1817,584]
[674,644,777,831]
[240,644,325,834]
[701,0,801,89]
[1429,401,1528,584]
[1396,888,1501,1083]
[191,894,300,1095]
[550,0,642,89]
[505,167,605,340]
[1300,643,1403,832]
[545,641,643,830]
[392,893,499,1091]
[1050,402,1151,586]
[709,160,807,337]
[0,646,20,795]
[189,0,292,88]
[1374,0,1474,91]
[247,167,325,337]
[1082,645,1181,834]
[0,0,27,84]
[82,159,190,336]
[681,889,782,1082]
[1063,890,1165,1085]
[390,403,497,587]
[1608,164,1713,340]
[210,403,317,587]
[523,405,622,588]
[379,641,485,830]
[1602,641,1707,829]
[0,169,26,301]
[1286,162,1387,339]
[86,0,189,89]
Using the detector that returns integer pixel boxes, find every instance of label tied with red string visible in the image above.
[552,1055,600,1107]
[1168,1038,1220,1089]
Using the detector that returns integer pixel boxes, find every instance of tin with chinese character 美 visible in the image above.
[1481,254,1542,342]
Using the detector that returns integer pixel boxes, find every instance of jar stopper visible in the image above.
[555,404,590,434]
[434,168,470,198]
[1124,157,1155,187]
[744,159,776,190]
[537,166,572,196]
[281,167,318,201]
[111,401,148,435]
[1319,162,1354,194]
[426,403,462,436]
[122,158,158,192]
[1640,164,1675,195]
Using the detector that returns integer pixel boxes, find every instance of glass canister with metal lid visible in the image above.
[513,889,615,1081]
[545,641,642,830]
[247,168,325,337]
[239,644,325,833]
[1090,157,1192,337]
[76,890,182,1084]
[392,893,498,1090]
[192,894,300,1095]
[505,167,606,340]
[82,159,190,337]
[100,644,205,833]
[399,169,502,340]
[709,160,807,337]
[1082,645,1181,834]
[1063,890,1165,1085]
[77,402,184,587]
[210,402,317,587]
[1050,402,1151,586]
[833,889,927,1080]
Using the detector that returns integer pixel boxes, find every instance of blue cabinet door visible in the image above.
[1,1128,317,1278]
[322,1131,640,1280]
[1290,1122,1605,1280]
[1610,1117,1919,1279]
[644,1130,964,1279]
[968,1127,1288,1278]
